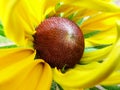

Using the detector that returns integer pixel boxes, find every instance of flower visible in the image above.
[0,0,120,90]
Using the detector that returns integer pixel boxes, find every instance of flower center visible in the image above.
[34,17,84,69]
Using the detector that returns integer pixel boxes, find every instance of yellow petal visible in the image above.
[81,13,120,34]
[0,48,35,70]
[85,27,117,47]
[53,22,120,88]
[35,59,52,90]
[102,0,112,2]
[0,0,16,21]
[61,0,120,12]
[53,40,120,88]
[81,46,112,63]
[74,62,101,71]
[83,27,117,63]
[0,0,33,46]
[101,71,120,85]
[54,3,97,23]
[0,47,34,70]
[0,48,52,90]
[62,86,84,90]
[0,0,57,46]
[55,0,120,23]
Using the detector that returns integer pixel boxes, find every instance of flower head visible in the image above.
[0,0,120,90]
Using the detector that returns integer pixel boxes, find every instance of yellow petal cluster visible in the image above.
[0,0,120,90]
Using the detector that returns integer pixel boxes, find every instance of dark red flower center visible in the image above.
[34,17,84,69]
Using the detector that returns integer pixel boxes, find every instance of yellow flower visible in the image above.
[0,0,120,90]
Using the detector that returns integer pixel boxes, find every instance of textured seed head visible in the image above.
[34,17,84,69]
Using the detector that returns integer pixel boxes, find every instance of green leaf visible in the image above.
[84,30,101,38]
[0,23,3,29]
[0,23,5,37]
[0,45,17,49]
[85,87,100,90]
[85,86,106,90]
[0,35,12,43]
[102,85,120,90]
[45,15,49,19]
[68,13,77,20]
[61,64,67,73]
[55,2,63,10]
[76,18,84,26]
[58,13,64,17]
[0,35,16,48]
[50,81,63,90]
[85,85,120,90]
[89,87,100,90]
[85,44,112,52]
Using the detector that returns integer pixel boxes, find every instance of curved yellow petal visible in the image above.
[35,59,52,90]
[0,0,16,21]
[0,47,34,70]
[54,0,120,23]
[0,48,52,90]
[53,23,120,88]
[83,27,116,63]
[81,46,112,63]
[81,13,120,33]
[0,0,57,46]
[102,0,112,2]
[53,39,120,88]
[61,0,120,12]
[54,3,98,24]
[0,0,33,46]
[62,86,84,90]
[85,27,117,47]
[75,62,101,71]
[100,71,120,85]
